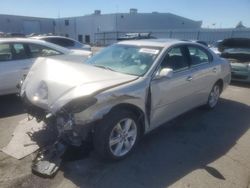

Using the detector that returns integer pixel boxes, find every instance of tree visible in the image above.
[235,21,246,29]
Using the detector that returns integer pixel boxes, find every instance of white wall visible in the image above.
[0,14,54,34]
[54,13,202,44]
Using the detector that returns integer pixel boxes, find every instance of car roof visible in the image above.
[117,38,198,48]
[0,37,48,43]
[0,37,69,53]
[32,36,73,40]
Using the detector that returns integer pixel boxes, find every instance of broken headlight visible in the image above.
[62,97,97,113]
[33,81,48,101]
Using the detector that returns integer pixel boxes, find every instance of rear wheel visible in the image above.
[93,110,140,160]
[206,83,221,109]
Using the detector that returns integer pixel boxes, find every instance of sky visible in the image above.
[0,0,249,28]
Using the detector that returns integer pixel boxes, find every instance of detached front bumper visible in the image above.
[21,93,90,176]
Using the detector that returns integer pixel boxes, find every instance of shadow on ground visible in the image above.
[59,98,250,188]
[1,95,249,188]
[0,94,25,118]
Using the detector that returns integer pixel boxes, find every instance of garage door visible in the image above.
[23,20,41,34]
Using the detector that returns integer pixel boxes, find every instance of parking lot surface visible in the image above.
[0,83,249,188]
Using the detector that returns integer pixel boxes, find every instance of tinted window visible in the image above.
[65,20,69,26]
[160,46,189,71]
[12,43,28,60]
[28,43,61,57]
[187,46,211,66]
[0,44,12,61]
[78,35,83,43]
[45,38,74,47]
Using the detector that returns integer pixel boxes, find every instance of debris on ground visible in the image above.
[1,118,44,159]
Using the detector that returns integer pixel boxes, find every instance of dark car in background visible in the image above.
[31,36,91,51]
[219,38,250,83]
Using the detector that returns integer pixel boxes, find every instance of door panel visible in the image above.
[149,45,195,129]
[187,45,219,105]
[150,69,195,129]
[0,58,34,95]
[0,43,33,95]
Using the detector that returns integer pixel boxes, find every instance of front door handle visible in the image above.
[186,76,193,81]
[212,67,217,73]
[22,67,29,70]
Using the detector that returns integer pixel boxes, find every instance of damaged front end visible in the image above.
[21,93,85,176]
[19,56,141,176]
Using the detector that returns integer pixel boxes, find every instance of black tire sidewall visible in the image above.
[93,109,140,160]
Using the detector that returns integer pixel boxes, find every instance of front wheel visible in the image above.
[93,110,140,160]
[206,83,221,109]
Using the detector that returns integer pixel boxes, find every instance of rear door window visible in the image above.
[28,43,62,58]
[187,46,212,66]
[0,44,12,61]
[160,46,189,72]
[12,43,29,60]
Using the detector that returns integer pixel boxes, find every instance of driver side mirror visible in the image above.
[154,68,173,80]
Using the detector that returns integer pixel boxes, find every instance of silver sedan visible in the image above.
[21,39,231,160]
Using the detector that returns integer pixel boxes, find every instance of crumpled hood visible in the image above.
[21,57,138,110]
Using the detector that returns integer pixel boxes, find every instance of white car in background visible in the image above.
[0,38,90,96]
[31,36,91,51]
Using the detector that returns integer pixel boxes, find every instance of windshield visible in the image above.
[86,44,162,76]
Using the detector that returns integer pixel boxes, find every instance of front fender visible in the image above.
[73,92,146,125]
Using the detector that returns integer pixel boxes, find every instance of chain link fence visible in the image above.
[94,28,250,46]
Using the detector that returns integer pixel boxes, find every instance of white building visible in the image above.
[3,10,248,45]
[54,9,202,44]
[0,14,54,35]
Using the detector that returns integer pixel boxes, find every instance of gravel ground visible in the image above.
[0,83,249,188]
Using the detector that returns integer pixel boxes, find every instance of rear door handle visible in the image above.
[22,67,29,70]
[186,76,193,81]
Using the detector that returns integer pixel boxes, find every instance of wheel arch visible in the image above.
[109,103,146,136]
[215,79,224,93]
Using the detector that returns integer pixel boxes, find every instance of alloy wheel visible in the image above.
[208,85,220,108]
[109,118,137,157]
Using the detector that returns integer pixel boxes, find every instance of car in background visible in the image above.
[182,40,208,47]
[31,36,91,51]
[20,39,231,164]
[117,32,156,41]
[210,40,223,55]
[0,38,90,96]
[219,38,250,83]
[195,40,208,47]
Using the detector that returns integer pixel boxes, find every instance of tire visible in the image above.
[206,83,221,109]
[93,109,140,161]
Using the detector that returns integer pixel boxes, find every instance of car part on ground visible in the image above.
[20,39,231,176]
[32,141,67,176]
